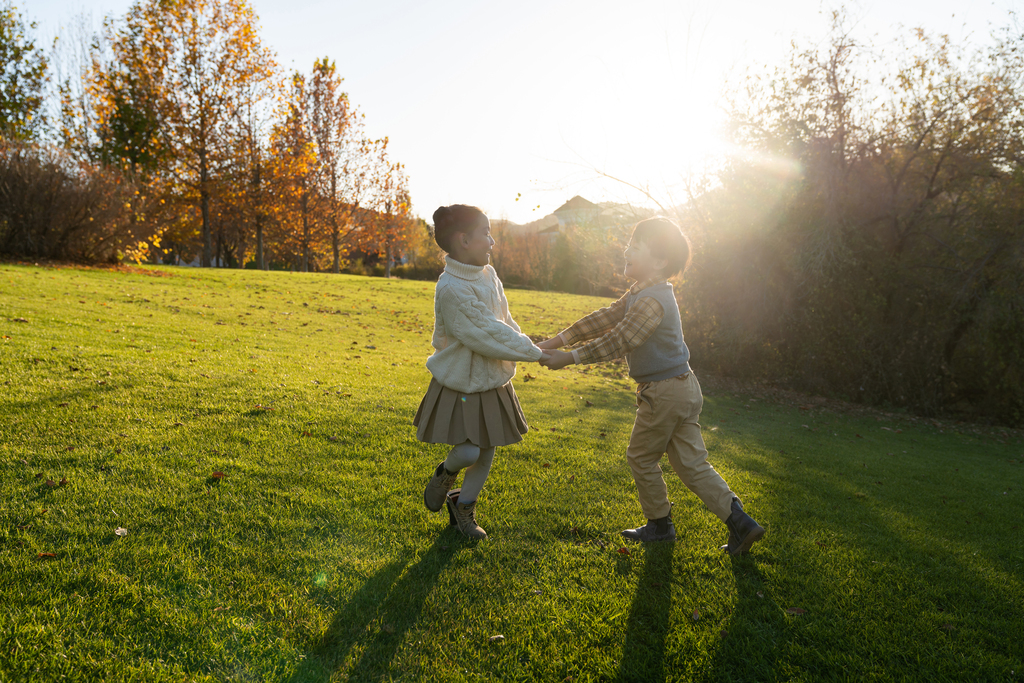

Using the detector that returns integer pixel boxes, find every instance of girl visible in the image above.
[414,205,546,539]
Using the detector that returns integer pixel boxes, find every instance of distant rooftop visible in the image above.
[553,195,599,214]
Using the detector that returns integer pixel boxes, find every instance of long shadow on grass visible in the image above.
[699,556,783,682]
[287,533,460,682]
[615,541,675,683]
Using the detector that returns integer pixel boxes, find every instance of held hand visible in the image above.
[539,349,574,371]
[536,336,563,350]
[539,352,553,365]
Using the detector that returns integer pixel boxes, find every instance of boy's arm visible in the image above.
[568,297,664,366]
[552,292,630,347]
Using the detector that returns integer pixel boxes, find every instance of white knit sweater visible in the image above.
[425,256,542,393]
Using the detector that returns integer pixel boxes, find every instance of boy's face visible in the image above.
[623,238,668,282]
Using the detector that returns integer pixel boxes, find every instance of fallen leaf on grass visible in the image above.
[617,548,630,555]
[172,422,183,427]
[940,624,954,631]
[756,591,764,598]
[37,552,56,559]
[59,477,67,486]
[35,472,43,479]
[719,630,728,638]
[585,400,593,407]
[45,479,56,487]
[692,610,700,622]
[488,634,505,643]
[210,471,225,480]
[786,608,806,615]
[542,463,551,468]
[114,527,128,537]
[213,606,231,612]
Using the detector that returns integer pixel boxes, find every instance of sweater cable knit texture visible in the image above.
[425,256,542,393]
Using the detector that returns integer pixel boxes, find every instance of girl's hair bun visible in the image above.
[432,204,487,253]
[432,205,452,230]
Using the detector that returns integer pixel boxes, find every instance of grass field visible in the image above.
[1,262,1022,682]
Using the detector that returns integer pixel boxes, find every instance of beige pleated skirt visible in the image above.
[413,378,529,448]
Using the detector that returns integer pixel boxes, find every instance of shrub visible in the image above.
[0,142,156,262]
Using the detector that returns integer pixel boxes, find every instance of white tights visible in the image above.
[444,441,495,503]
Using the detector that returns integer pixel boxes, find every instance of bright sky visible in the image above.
[29,0,1021,223]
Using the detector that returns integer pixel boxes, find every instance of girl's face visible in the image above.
[623,238,667,282]
[453,218,495,267]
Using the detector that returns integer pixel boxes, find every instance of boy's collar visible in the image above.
[444,255,486,281]
[629,276,668,294]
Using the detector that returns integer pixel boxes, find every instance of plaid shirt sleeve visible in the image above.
[557,292,630,347]
[570,296,664,365]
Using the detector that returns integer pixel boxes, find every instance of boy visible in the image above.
[538,217,764,554]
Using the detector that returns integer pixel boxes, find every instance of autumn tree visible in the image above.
[225,49,280,269]
[99,0,276,267]
[268,70,324,271]
[0,2,48,141]
[307,57,363,273]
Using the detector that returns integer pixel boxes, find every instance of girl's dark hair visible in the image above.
[432,205,487,253]
[630,216,692,277]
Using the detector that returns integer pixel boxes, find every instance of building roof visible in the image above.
[553,195,599,214]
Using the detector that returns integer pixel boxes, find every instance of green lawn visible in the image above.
[1,262,1021,682]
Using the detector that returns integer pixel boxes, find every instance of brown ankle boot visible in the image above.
[448,497,487,539]
[424,461,458,512]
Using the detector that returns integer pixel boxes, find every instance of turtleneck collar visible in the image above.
[444,255,487,281]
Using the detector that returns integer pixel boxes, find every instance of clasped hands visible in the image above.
[536,335,574,371]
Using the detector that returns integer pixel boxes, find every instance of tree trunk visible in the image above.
[385,241,392,278]
[301,191,309,272]
[200,151,211,267]
[216,221,223,267]
[256,212,264,270]
[332,223,340,274]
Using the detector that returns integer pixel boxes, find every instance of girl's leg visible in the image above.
[457,446,495,503]
[444,441,482,472]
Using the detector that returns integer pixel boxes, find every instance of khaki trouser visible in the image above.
[626,372,736,522]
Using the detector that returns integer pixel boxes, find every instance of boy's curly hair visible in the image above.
[631,216,692,278]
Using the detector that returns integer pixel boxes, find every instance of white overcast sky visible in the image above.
[26,0,1022,223]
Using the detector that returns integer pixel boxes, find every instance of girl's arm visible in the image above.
[440,287,543,362]
[495,276,525,335]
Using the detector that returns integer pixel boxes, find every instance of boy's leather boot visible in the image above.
[424,461,458,512]
[721,498,765,555]
[449,498,487,539]
[621,515,676,542]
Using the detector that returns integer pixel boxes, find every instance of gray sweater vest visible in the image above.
[625,283,692,383]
